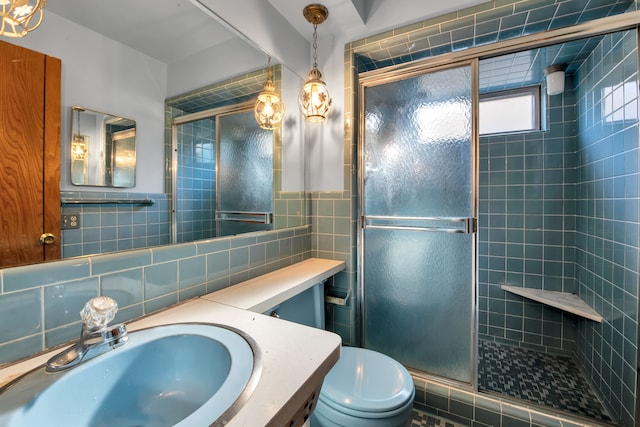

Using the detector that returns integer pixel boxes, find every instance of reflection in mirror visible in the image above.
[5,1,307,263]
[172,101,274,242]
[168,63,305,244]
[70,106,136,187]
[217,106,273,237]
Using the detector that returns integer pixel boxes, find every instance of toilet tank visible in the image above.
[265,282,325,329]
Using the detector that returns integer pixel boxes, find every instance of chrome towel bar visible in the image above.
[61,198,155,206]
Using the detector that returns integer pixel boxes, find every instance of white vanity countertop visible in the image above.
[0,257,346,426]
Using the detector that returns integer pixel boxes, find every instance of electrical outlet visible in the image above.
[61,213,80,229]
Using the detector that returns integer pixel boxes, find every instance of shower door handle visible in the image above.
[362,216,476,234]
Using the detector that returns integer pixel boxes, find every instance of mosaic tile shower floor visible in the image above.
[478,340,611,422]
[411,408,463,427]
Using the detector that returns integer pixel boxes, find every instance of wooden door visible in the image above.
[0,40,61,268]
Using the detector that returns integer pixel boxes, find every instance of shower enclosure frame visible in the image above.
[355,10,640,424]
[170,101,255,243]
[357,58,480,388]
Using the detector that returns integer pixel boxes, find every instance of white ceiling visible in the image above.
[45,0,488,64]
[44,0,238,63]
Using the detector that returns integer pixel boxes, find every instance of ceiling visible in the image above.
[44,0,489,64]
[479,37,603,92]
[44,0,608,95]
[44,0,238,64]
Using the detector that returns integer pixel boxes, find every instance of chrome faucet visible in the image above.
[46,296,129,372]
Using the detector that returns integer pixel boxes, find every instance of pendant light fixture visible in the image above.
[298,4,332,123]
[254,56,285,130]
[0,0,45,38]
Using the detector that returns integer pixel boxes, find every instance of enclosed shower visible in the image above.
[358,27,639,427]
[477,29,639,425]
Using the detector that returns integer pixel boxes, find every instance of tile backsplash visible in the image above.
[0,226,311,365]
[60,191,171,258]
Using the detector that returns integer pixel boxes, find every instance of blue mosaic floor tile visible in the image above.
[478,340,611,422]
[411,408,463,427]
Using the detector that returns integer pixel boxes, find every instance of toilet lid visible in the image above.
[319,346,414,413]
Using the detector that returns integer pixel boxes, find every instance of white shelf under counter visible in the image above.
[205,258,346,313]
[501,285,604,322]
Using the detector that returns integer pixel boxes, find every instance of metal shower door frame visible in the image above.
[170,101,255,244]
[357,58,480,388]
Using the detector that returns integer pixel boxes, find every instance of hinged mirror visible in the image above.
[70,106,136,187]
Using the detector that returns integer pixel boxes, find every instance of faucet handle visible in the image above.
[80,296,118,330]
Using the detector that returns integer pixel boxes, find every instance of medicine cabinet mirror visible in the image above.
[70,106,137,187]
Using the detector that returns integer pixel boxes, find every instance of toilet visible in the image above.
[311,345,415,426]
[266,283,415,427]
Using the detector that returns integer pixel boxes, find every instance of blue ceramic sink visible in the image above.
[0,323,259,426]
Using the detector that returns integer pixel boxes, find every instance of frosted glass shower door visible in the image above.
[361,62,477,383]
[217,109,273,236]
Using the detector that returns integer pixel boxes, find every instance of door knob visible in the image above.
[40,233,56,245]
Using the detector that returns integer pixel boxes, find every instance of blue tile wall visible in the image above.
[0,226,311,365]
[574,29,639,426]
[353,0,633,72]
[61,191,170,258]
[175,118,217,242]
[478,80,578,354]
[309,191,356,345]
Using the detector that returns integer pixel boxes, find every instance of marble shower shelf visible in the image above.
[501,285,604,323]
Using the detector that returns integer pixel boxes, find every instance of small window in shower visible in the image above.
[479,86,541,135]
[602,80,638,122]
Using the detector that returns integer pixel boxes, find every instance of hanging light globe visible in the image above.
[299,66,332,123]
[0,0,45,38]
[254,61,285,130]
[298,4,332,123]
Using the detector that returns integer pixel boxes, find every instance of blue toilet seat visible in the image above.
[318,346,415,416]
